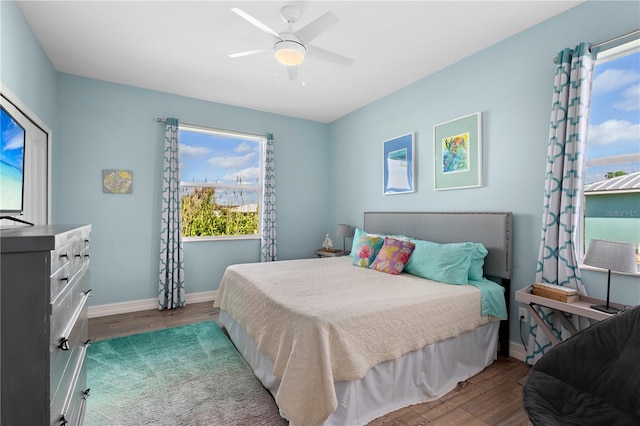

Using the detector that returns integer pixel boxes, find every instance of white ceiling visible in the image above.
[17,1,582,123]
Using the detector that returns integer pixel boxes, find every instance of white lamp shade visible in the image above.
[335,224,353,238]
[584,239,637,274]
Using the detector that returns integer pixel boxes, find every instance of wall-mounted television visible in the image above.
[1,106,26,214]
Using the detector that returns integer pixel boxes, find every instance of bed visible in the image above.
[214,211,512,426]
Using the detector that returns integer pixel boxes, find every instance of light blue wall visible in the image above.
[56,74,330,306]
[0,0,58,135]
[328,0,640,343]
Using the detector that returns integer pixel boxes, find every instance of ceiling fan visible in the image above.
[228,5,354,80]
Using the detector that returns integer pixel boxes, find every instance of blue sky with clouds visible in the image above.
[179,130,260,185]
[1,108,25,170]
[1,108,25,211]
[586,50,640,183]
[178,129,261,207]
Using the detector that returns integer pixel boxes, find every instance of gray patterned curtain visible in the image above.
[526,43,595,364]
[261,133,277,262]
[159,118,185,309]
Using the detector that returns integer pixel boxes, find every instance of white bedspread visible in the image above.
[214,257,495,426]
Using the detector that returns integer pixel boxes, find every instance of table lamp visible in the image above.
[583,239,637,314]
[335,224,354,253]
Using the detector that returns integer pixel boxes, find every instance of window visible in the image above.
[179,124,263,240]
[583,37,640,265]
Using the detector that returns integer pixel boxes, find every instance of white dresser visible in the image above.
[1,224,92,426]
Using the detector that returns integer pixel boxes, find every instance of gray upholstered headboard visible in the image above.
[363,211,512,280]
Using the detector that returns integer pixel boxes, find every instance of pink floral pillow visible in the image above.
[370,237,416,275]
[352,235,385,268]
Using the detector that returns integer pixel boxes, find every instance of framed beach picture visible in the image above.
[433,112,482,190]
[383,132,415,195]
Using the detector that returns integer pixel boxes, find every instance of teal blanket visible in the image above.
[468,278,507,319]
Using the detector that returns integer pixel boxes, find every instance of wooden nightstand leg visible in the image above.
[526,304,560,346]
[555,310,578,335]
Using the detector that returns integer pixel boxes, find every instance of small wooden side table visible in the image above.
[315,248,348,258]
[515,284,625,346]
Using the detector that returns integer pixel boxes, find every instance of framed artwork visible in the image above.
[383,132,415,195]
[103,169,133,194]
[433,112,482,190]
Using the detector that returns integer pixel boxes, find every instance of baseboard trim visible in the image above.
[509,340,527,362]
[88,290,217,318]
[186,290,218,304]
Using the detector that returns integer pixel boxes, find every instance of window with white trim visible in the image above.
[583,37,640,265]
[179,124,263,240]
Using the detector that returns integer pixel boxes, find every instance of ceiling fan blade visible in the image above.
[307,46,354,67]
[228,48,272,59]
[231,8,282,40]
[294,11,339,45]
[287,66,299,80]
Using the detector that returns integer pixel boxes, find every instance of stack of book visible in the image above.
[532,283,579,303]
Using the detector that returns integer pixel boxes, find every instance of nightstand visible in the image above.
[515,284,624,347]
[315,249,348,258]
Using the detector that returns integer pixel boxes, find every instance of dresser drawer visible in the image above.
[51,242,72,277]
[66,366,90,426]
[51,311,88,405]
[51,262,74,305]
[71,237,89,277]
[50,343,89,426]
[51,238,88,303]
[50,269,91,366]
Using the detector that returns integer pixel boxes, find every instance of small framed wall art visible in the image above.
[433,112,482,190]
[383,132,415,195]
[102,169,133,194]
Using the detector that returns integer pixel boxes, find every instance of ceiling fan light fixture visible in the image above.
[274,40,306,66]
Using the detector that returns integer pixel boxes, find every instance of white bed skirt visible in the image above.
[219,311,499,426]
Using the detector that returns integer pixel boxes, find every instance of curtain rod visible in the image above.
[156,118,267,139]
[552,28,640,63]
[157,117,204,128]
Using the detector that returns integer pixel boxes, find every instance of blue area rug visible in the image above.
[85,321,287,425]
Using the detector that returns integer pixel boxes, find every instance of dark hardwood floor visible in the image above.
[88,302,532,425]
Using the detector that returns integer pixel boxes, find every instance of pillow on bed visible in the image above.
[370,237,416,275]
[350,228,409,259]
[350,228,368,258]
[351,228,410,259]
[352,234,385,268]
[468,243,489,281]
[404,239,475,284]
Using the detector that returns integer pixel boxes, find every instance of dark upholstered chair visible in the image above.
[522,306,640,426]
